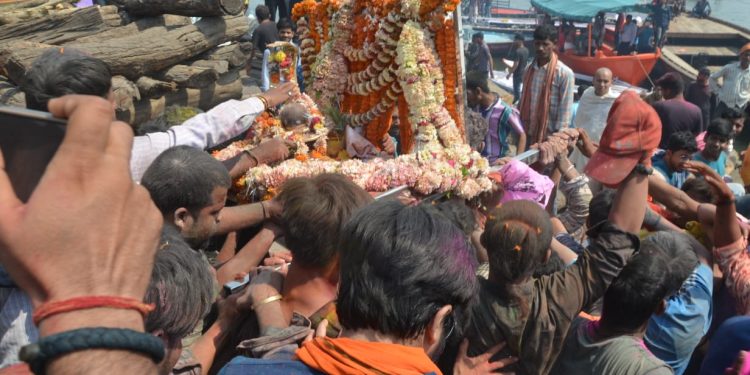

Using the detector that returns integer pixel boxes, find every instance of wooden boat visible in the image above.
[559,45,661,86]
[658,14,750,82]
[529,0,658,86]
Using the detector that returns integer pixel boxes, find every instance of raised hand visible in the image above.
[453,339,519,375]
[684,161,735,202]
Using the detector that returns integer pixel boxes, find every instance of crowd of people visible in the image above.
[3,11,750,375]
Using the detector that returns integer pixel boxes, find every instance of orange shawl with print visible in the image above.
[519,52,559,145]
[296,337,442,375]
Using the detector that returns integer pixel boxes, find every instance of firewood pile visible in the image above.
[0,0,253,127]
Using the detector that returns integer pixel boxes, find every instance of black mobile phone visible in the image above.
[0,106,66,202]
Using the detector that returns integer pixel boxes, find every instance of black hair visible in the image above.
[22,48,112,111]
[666,131,698,153]
[255,4,271,21]
[643,231,699,294]
[600,244,672,332]
[466,71,491,93]
[514,33,525,41]
[481,200,552,317]
[533,24,557,43]
[532,251,565,278]
[465,109,489,152]
[276,18,293,31]
[706,118,733,139]
[721,107,746,120]
[587,189,616,237]
[436,199,478,237]
[277,174,373,269]
[682,178,716,204]
[657,74,685,95]
[141,146,230,217]
[698,66,711,76]
[144,232,215,342]
[337,200,478,340]
[472,32,484,40]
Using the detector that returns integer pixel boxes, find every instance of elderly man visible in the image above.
[710,43,750,118]
[569,68,619,171]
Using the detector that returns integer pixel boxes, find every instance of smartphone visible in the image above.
[0,106,66,202]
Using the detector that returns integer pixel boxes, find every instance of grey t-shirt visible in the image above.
[469,42,492,73]
[551,318,674,375]
[510,46,529,78]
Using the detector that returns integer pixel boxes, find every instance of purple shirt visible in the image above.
[652,99,704,148]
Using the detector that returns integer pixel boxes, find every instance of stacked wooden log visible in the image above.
[0,0,250,127]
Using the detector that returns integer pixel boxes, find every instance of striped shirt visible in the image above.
[523,59,575,141]
[709,62,750,109]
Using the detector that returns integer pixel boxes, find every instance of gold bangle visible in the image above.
[251,295,282,310]
[256,95,269,111]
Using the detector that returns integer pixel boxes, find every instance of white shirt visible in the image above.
[130,97,265,181]
[710,61,750,109]
[570,87,619,171]
[620,23,638,44]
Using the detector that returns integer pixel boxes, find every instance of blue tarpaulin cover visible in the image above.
[531,0,653,21]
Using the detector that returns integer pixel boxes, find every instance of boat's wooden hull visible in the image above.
[558,46,661,86]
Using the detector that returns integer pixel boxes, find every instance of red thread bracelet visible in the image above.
[33,296,155,326]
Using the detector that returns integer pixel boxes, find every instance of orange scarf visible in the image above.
[296,337,442,375]
[519,52,559,145]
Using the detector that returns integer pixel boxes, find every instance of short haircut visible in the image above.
[666,131,698,153]
[656,72,685,94]
[466,71,491,93]
[465,109,489,151]
[22,48,112,111]
[276,173,372,269]
[472,32,484,40]
[337,200,478,339]
[698,66,711,76]
[481,200,552,318]
[276,18,293,31]
[587,189,616,237]
[642,231,699,294]
[601,244,672,331]
[721,106,746,120]
[682,178,716,204]
[255,5,271,20]
[141,146,231,217]
[144,232,215,342]
[533,24,557,43]
[706,118,733,139]
[514,33,525,41]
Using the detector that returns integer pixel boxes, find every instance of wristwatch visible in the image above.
[633,164,653,176]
